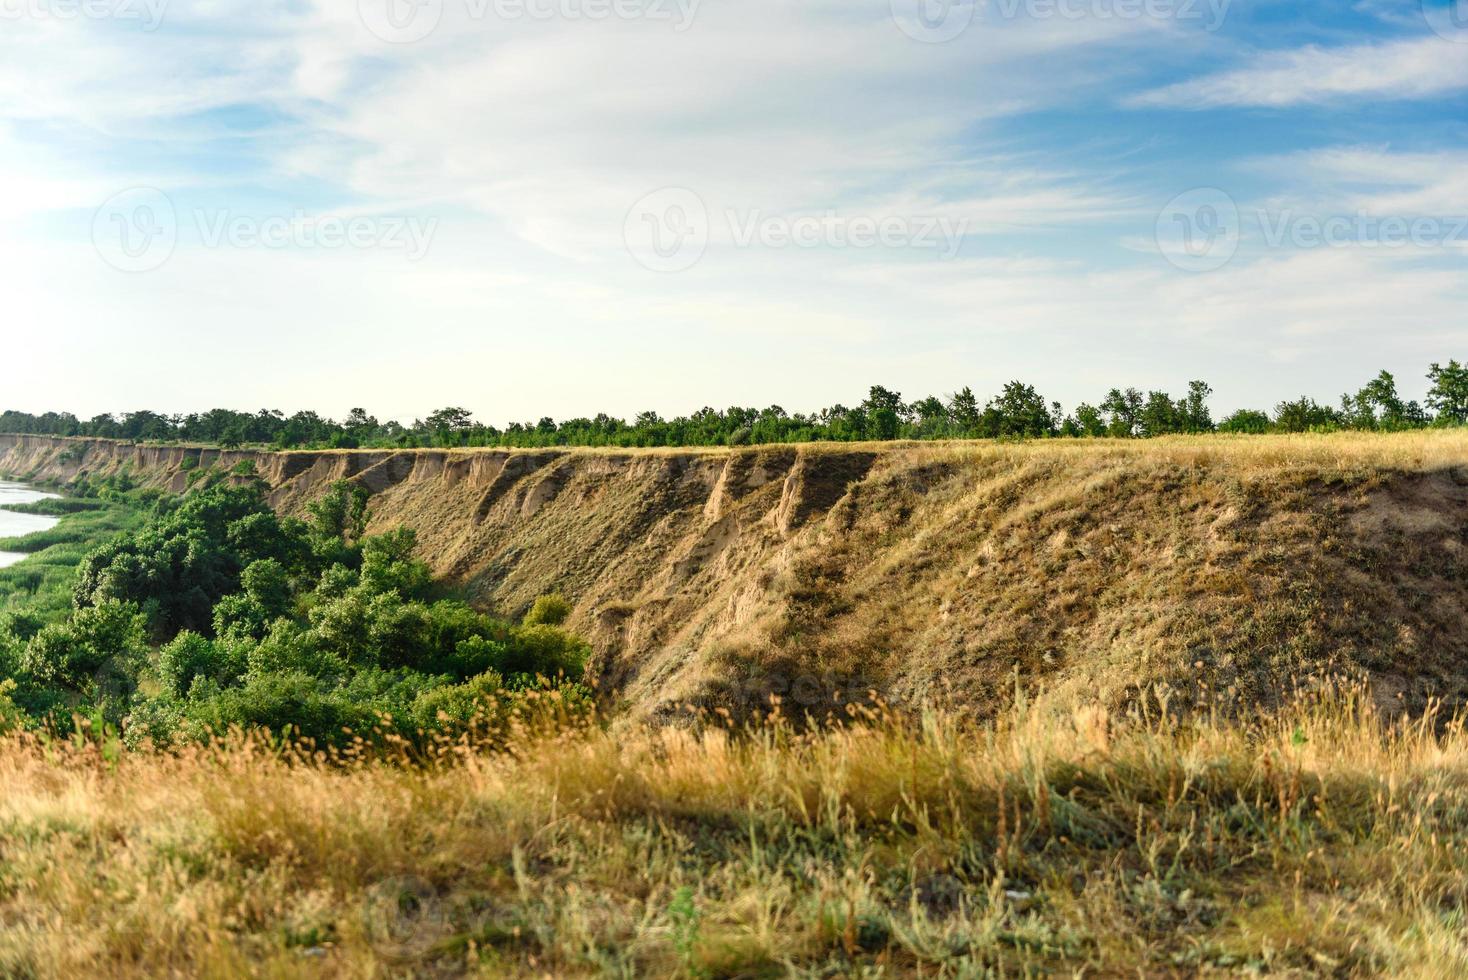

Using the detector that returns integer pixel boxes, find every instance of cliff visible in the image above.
[4,431,1468,720]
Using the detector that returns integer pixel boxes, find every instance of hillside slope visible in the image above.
[3,432,1466,720]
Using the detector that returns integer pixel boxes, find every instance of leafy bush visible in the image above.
[1218,409,1272,434]
[524,593,572,627]
[2,479,593,749]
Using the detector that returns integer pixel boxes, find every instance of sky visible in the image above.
[0,0,1464,424]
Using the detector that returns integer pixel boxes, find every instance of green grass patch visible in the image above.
[0,494,147,622]
[0,498,106,517]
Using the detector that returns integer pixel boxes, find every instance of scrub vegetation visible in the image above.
[0,480,588,746]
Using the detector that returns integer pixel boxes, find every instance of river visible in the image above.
[0,481,60,569]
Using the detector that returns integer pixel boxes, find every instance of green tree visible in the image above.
[1101,388,1144,438]
[910,396,950,438]
[524,593,572,627]
[21,602,147,696]
[1274,397,1339,433]
[1427,360,1468,425]
[947,387,981,434]
[1342,371,1416,431]
[308,480,371,546]
[1073,403,1107,438]
[1139,390,1182,437]
[861,386,907,441]
[1179,381,1215,433]
[980,381,1057,438]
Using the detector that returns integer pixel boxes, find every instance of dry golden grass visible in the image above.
[3,687,1468,978]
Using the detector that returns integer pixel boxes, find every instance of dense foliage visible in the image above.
[0,477,149,622]
[3,360,1464,449]
[0,480,590,746]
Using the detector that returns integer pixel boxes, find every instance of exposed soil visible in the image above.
[5,432,1466,722]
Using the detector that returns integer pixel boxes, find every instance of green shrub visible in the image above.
[0,679,27,734]
[1218,409,1272,434]
[157,631,247,698]
[524,593,572,627]
[503,624,589,679]
[21,602,147,694]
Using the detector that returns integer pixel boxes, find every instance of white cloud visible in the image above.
[1129,38,1468,108]
[1253,146,1468,217]
[290,4,1157,260]
[0,1,1461,422]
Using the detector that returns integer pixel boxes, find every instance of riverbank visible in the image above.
[0,484,147,621]
[0,482,60,569]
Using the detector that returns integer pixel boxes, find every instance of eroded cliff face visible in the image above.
[5,432,1468,720]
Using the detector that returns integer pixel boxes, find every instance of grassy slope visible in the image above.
[1,690,1466,977]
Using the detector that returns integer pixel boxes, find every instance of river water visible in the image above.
[0,482,60,569]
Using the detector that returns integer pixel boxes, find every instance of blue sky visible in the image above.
[1,0,1464,423]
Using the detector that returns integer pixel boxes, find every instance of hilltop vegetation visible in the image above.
[3,360,1464,449]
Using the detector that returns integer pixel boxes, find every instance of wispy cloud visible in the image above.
[1248,145,1468,216]
[1129,38,1468,108]
[0,1,1463,419]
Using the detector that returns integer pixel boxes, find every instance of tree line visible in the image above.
[3,361,1465,451]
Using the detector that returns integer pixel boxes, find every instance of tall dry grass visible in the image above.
[2,686,1468,977]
